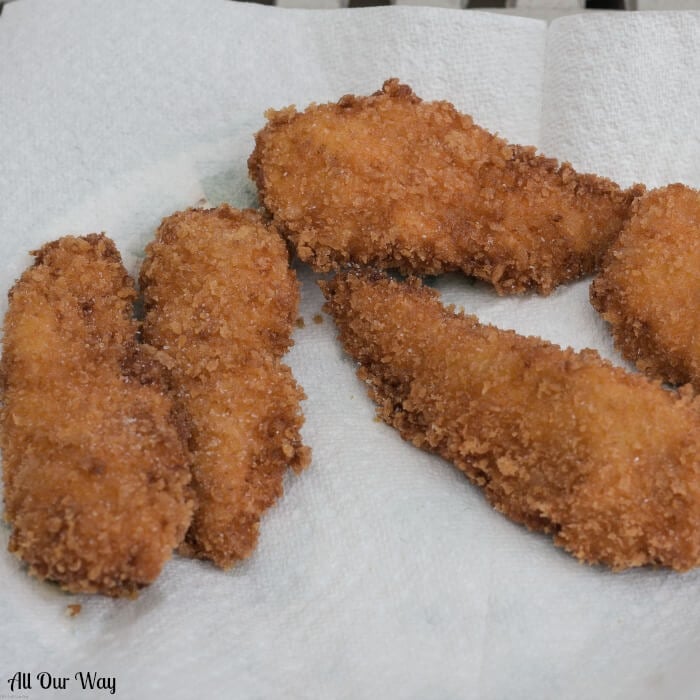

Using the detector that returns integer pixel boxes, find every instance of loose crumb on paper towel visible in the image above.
[66,604,82,617]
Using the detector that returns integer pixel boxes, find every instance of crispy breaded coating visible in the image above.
[1,235,193,597]
[321,270,700,571]
[139,206,310,569]
[591,184,700,389]
[250,79,642,295]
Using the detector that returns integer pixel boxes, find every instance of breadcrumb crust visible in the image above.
[140,206,310,569]
[591,184,700,389]
[322,270,700,571]
[1,234,193,597]
[251,79,643,295]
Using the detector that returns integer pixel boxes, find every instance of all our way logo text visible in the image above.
[7,671,116,695]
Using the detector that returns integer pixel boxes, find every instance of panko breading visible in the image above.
[321,270,700,571]
[1,235,193,597]
[139,206,310,569]
[591,184,700,389]
[250,79,643,295]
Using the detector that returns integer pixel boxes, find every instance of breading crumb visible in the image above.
[66,603,82,617]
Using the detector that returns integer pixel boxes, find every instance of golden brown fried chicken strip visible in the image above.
[591,184,700,389]
[1,235,193,597]
[139,206,310,569]
[321,270,700,571]
[251,79,642,295]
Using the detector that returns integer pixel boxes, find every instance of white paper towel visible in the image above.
[1,3,699,700]
[541,11,700,189]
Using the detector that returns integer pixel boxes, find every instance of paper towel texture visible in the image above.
[541,11,700,189]
[1,3,699,699]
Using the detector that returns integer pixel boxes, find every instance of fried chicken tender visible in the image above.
[321,270,700,571]
[139,206,310,569]
[250,79,642,295]
[1,235,193,597]
[591,184,700,389]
